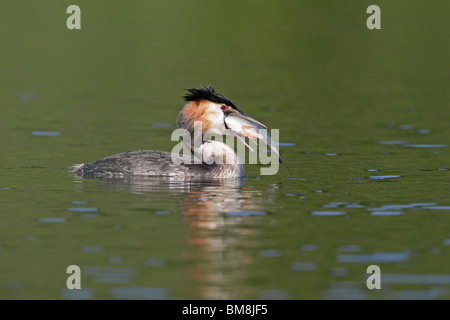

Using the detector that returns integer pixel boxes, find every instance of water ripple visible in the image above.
[337,251,412,263]
[226,211,266,217]
[382,273,450,285]
[311,211,346,216]
[402,144,448,148]
[61,288,93,300]
[67,207,98,212]
[31,131,61,136]
[259,249,282,257]
[39,217,66,223]
[371,211,403,216]
[368,175,401,180]
[291,262,317,271]
[377,141,408,145]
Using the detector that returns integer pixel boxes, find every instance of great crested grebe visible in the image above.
[71,85,284,179]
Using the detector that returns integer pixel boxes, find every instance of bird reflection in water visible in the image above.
[94,176,275,299]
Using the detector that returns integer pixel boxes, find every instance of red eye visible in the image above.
[220,105,227,111]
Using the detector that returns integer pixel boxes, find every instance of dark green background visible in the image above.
[0,1,448,299]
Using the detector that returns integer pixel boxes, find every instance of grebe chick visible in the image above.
[71,85,283,179]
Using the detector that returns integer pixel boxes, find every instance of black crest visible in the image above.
[184,85,237,108]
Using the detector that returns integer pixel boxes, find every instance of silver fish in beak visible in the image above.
[224,110,284,164]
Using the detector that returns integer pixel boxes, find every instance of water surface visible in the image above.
[0,1,449,300]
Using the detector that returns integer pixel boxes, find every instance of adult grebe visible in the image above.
[71,85,284,179]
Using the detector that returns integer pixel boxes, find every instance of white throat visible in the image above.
[191,140,245,178]
[198,140,241,165]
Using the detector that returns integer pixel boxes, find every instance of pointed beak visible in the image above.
[224,109,284,163]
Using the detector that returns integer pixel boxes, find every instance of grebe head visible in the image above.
[177,85,239,137]
[176,85,282,161]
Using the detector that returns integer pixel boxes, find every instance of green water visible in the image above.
[0,1,449,299]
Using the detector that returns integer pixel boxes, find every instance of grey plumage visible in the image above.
[71,150,242,179]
